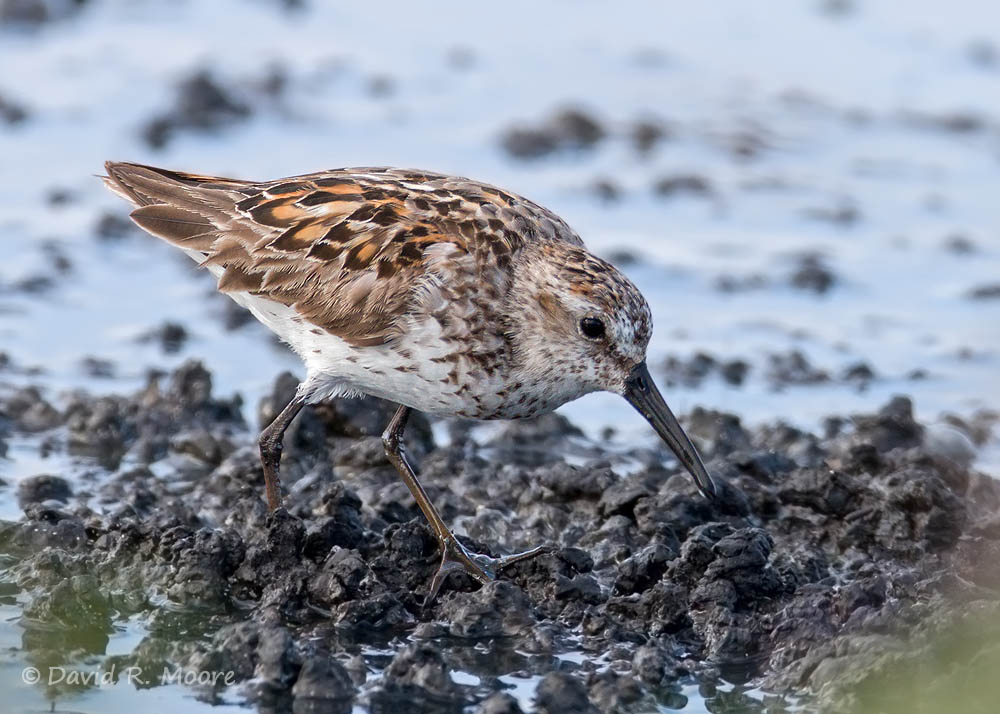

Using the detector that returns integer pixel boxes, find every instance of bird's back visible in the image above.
[103,163,589,417]
[104,163,582,346]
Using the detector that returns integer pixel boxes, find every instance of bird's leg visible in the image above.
[381,404,549,601]
[258,396,305,512]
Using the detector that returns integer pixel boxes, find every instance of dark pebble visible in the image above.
[17,474,73,507]
[142,70,251,149]
[376,643,461,705]
[766,350,830,386]
[652,174,712,198]
[789,253,836,293]
[500,107,605,159]
[0,363,995,712]
[0,92,29,124]
[138,321,189,354]
[591,178,622,203]
[631,118,669,155]
[802,200,860,226]
[501,127,559,159]
[475,693,524,714]
[80,356,116,378]
[535,671,599,714]
[291,655,354,708]
[966,283,1000,300]
[943,233,977,254]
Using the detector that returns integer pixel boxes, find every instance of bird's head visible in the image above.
[508,242,716,499]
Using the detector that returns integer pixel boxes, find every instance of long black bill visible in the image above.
[623,362,716,499]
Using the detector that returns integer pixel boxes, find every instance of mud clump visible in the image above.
[137,320,190,354]
[142,70,251,149]
[630,118,670,156]
[0,0,88,27]
[652,173,713,199]
[661,352,751,388]
[17,474,72,507]
[789,253,837,293]
[0,91,29,124]
[966,283,1000,300]
[0,363,997,711]
[500,108,605,159]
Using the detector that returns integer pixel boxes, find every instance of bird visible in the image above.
[102,161,717,599]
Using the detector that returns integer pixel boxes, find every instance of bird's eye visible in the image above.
[579,317,605,339]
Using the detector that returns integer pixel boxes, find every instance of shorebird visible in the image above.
[103,162,716,598]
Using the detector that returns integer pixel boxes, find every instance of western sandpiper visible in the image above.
[103,162,716,598]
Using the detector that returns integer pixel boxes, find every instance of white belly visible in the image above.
[186,249,555,419]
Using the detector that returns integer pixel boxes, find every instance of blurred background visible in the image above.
[1,0,999,711]
[2,0,998,444]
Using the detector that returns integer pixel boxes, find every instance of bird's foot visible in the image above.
[426,536,550,604]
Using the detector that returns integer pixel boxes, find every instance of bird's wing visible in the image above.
[104,162,582,347]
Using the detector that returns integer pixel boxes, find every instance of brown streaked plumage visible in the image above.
[103,161,716,601]
[105,164,577,348]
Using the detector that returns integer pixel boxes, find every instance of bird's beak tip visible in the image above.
[623,362,717,501]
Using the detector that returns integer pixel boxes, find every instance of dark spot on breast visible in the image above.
[413,198,430,211]
[410,225,429,237]
[361,189,388,201]
[488,218,504,231]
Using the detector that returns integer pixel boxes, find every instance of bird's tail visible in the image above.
[101,161,244,251]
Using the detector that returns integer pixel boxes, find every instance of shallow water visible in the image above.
[1,0,998,711]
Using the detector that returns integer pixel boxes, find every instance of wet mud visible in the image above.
[1,362,996,712]
[3,2,1000,711]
